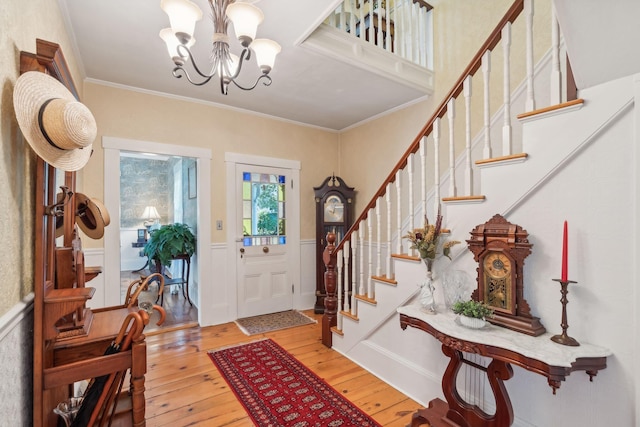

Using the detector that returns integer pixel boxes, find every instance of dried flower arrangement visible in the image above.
[403,211,461,261]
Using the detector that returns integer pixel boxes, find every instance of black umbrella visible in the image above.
[70,312,144,427]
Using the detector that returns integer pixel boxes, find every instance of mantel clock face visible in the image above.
[467,214,546,336]
[481,251,514,313]
[323,195,344,223]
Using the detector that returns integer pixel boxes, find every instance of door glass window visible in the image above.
[242,172,286,246]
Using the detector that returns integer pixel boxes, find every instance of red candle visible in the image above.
[561,221,568,281]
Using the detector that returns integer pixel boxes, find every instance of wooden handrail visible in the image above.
[333,0,525,255]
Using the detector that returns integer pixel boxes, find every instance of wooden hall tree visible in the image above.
[26,39,159,427]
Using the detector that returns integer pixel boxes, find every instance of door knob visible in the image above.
[263,246,269,253]
[239,247,245,258]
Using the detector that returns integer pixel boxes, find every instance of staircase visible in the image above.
[317,0,632,410]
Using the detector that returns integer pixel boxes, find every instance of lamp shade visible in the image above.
[160,0,203,43]
[160,28,196,61]
[226,2,264,46]
[251,39,281,74]
[141,206,161,221]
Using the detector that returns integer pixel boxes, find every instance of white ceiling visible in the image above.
[59,1,640,131]
[58,0,427,131]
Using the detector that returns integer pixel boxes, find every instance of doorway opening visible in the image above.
[103,137,212,329]
[119,151,198,330]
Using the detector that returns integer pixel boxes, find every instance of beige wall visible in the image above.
[339,0,551,214]
[0,0,83,316]
[79,82,340,244]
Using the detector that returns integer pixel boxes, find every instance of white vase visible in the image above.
[459,315,486,329]
[419,259,436,313]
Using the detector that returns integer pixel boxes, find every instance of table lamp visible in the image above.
[141,206,161,232]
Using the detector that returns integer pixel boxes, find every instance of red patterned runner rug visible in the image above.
[208,339,382,427]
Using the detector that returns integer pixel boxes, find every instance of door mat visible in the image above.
[207,338,382,426]
[234,310,316,336]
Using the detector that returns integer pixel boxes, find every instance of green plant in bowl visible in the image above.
[452,300,494,319]
[143,223,196,268]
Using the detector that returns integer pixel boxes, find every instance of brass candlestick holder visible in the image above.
[550,279,580,346]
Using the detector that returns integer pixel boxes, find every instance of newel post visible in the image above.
[322,232,337,347]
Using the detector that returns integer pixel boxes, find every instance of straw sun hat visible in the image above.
[55,192,111,239]
[13,71,96,171]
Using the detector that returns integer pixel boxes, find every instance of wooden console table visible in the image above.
[398,305,611,427]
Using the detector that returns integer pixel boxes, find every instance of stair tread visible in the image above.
[391,253,421,262]
[341,310,359,322]
[517,98,584,120]
[475,152,528,166]
[442,195,486,203]
[355,294,377,305]
[371,274,397,285]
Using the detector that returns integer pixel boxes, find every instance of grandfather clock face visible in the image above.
[481,250,514,313]
[323,195,344,223]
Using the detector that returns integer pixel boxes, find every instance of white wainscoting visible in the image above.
[0,296,34,425]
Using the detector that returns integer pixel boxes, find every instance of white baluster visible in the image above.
[399,0,406,58]
[377,2,383,49]
[376,200,381,277]
[433,117,441,215]
[359,222,365,296]
[367,211,373,299]
[359,0,365,40]
[421,5,428,66]
[447,98,456,197]
[385,0,391,52]
[464,76,473,195]
[392,0,398,55]
[349,0,356,39]
[337,249,343,330]
[395,170,402,253]
[550,3,562,104]
[482,50,492,159]
[525,0,535,111]
[411,2,419,63]
[350,233,358,315]
[420,135,427,220]
[339,4,346,31]
[502,22,512,156]
[385,183,392,279]
[343,240,350,313]
[407,153,415,256]
[368,0,375,46]
[329,8,337,28]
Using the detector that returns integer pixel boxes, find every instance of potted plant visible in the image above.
[143,223,196,270]
[452,300,494,329]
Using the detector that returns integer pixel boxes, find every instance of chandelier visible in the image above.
[160,0,281,95]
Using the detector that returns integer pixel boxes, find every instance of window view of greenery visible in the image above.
[242,172,286,246]
[255,183,278,235]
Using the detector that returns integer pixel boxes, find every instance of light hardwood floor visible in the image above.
[143,310,424,426]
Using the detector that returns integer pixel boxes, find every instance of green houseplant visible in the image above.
[452,300,494,329]
[143,223,196,269]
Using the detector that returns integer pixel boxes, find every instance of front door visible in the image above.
[235,164,293,318]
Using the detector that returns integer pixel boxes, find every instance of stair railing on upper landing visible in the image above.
[326,0,433,68]
[322,0,577,347]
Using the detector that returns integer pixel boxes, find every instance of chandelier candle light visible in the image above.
[551,220,580,346]
[160,0,281,94]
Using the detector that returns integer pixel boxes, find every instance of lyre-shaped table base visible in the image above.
[410,345,514,427]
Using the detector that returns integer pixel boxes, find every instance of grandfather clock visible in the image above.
[314,175,355,313]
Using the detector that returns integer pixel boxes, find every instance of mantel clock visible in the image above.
[467,214,545,336]
[314,175,355,313]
